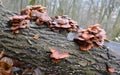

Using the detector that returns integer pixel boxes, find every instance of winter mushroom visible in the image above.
[20,5,32,16]
[9,15,30,34]
[31,5,46,13]
[20,5,49,22]
[35,12,51,25]
[50,48,69,62]
[49,15,79,32]
[74,32,93,51]
[87,24,100,34]
[74,24,106,51]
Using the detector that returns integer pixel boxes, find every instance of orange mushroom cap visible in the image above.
[50,48,69,60]
[87,24,100,34]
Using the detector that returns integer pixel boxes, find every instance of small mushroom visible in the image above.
[20,5,32,15]
[50,48,69,62]
[35,12,51,25]
[20,5,49,23]
[74,37,93,51]
[30,10,40,21]
[87,24,100,34]
[81,30,94,40]
[32,5,46,13]
[0,62,12,75]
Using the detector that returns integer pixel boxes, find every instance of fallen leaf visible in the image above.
[0,57,13,66]
[104,38,110,42]
[33,34,39,40]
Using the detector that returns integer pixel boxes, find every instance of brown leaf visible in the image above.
[104,38,110,42]
[0,62,12,74]
[0,57,13,66]
[33,34,39,40]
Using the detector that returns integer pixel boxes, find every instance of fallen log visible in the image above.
[0,4,120,75]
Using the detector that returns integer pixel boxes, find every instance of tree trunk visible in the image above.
[0,4,120,75]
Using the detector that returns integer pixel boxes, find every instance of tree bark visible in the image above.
[0,4,120,75]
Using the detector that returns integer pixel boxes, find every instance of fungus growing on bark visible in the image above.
[35,12,51,25]
[50,48,69,62]
[49,15,79,32]
[20,5,51,25]
[74,24,106,51]
[20,5,46,16]
[9,15,30,34]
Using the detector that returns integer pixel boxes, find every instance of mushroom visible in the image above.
[74,32,93,51]
[81,30,94,40]
[49,15,79,32]
[31,5,46,13]
[87,24,100,34]
[0,57,13,75]
[20,5,32,15]
[50,48,69,62]
[20,5,46,15]
[74,24,106,51]
[20,5,49,21]
[9,15,30,34]
[35,12,51,25]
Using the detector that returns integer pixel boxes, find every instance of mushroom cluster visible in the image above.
[49,15,79,32]
[9,5,80,33]
[74,24,106,51]
[9,15,30,33]
[20,5,51,25]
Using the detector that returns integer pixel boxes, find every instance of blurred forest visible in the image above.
[1,0,120,40]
